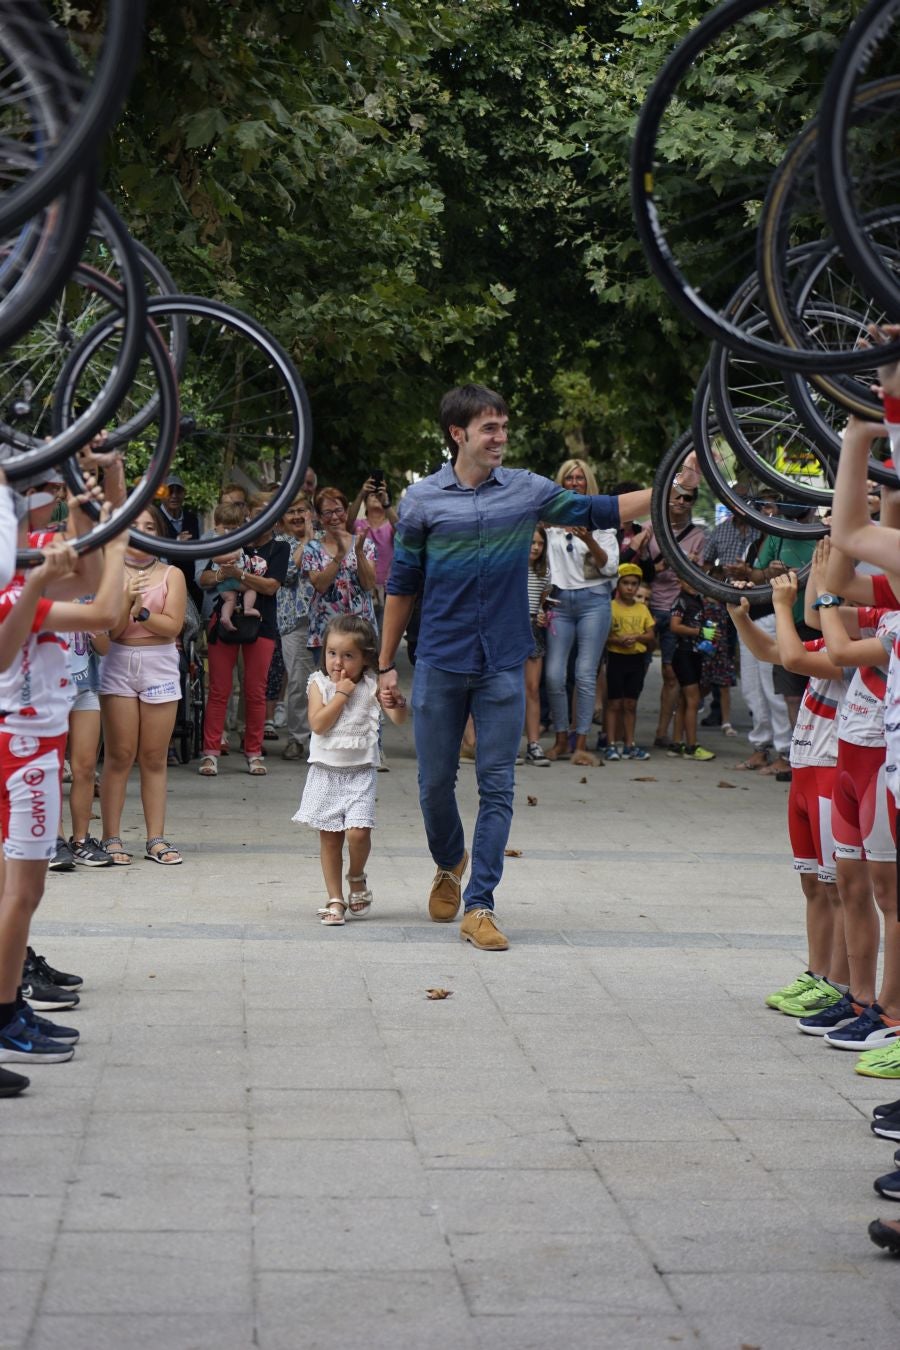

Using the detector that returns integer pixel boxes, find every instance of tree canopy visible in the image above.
[86,0,858,501]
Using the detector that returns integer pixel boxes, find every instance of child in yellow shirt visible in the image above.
[606,563,656,760]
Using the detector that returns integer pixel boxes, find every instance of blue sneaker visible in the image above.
[622,745,651,761]
[824,1002,900,1050]
[798,993,859,1037]
[605,745,621,762]
[18,1004,79,1044]
[0,1013,74,1063]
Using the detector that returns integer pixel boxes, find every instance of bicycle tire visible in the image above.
[53,295,312,561]
[0,193,148,478]
[818,0,900,318]
[0,0,146,234]
[651,427,790,608]
[14,301,179,566]
[691,376,828,543]
[631,0,900,372]
[758,82,900,417]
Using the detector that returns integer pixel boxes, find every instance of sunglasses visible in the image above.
[673,491,698,503]
[565,532,575,553]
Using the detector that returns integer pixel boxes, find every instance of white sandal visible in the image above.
[346,873,373,917]
[317,899,346,926]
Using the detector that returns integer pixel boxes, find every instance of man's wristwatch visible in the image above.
[378,662,396,675]
[812,593,844,610]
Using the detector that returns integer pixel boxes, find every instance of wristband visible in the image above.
[136,607,151,622]
[377,663,396,675]
[335,689,350,698]
[883,395,900,425]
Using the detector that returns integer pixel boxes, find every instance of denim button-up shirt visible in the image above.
[386,463,620,673]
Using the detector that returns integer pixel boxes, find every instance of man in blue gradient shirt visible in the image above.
[377,384,698,950]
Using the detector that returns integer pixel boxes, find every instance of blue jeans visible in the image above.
[545,588,611,735]
[411,662,525,912]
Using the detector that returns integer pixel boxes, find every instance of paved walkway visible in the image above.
[5,660,899,1350]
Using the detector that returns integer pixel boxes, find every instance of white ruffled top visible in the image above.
[307,669,380,767]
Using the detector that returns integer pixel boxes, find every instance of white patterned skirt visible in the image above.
[292,762,378,832]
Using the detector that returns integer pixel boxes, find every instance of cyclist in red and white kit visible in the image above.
[728,566,850,1026]
[0,490,126,1096]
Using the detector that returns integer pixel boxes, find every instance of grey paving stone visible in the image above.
[0,1269,42,1349]
[25,1314,257,1350]
[552,1088,729,1142]
[471,1312,699,1350]
[583,1139,784,1202]
[60,1163,249,1233]
[80,1111,249,1167]
[253,1196,452,1271]
[91,1064,249,1114]
[409,1108,589,1171]
[247,1045,395,1090]
[620,1195,870,1275]
[450,1230,677,1317]
[428,1168,627,1235]
[668,1271,899,1343]
[40,1231,253,1315]
[253,1138,428,1198]
[0,1196,63,1271]
[250,1087,410,1140]
[256,1271,478,1350]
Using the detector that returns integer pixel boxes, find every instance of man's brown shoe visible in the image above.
[460,908,509,951]
[428,851,468,922]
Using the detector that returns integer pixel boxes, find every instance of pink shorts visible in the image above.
[788,764,837,883]
[832,739,896,863]
[99,642,180,703]
[0,731,67,861]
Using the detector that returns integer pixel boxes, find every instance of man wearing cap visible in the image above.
[159,474,201,606]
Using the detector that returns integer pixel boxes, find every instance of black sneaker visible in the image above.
[68,835,113,867]
[872,1115,900,1142]
[874,1098,900,1119]
[21,976,80,1013]
[874,1168,900,1201]
[19,1004,79,1044]
[0,1066,29,1096]
[0,1013,74,1063]
[48,837,75,872]
[25,947,83,989]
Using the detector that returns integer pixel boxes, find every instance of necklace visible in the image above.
[124,556,157,577]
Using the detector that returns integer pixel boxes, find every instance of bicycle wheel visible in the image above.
[818,0,900,317]
[0,0,145,233]
[0,194,148,479]
[54,295,312,560]
[651,428,798,608]
[631,0,900,371]
[758,82,900,417]
[13,302,180,566]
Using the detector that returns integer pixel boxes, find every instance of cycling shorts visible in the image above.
[832,739,896,863]
[788,764,837,883]
[0,731,67,861]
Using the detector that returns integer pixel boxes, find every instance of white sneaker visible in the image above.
[273,702,287,728]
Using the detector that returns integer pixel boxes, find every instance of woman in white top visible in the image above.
[544,458,619,766]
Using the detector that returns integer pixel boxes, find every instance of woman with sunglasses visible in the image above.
[300,488,377,666]
[544,459,619,766]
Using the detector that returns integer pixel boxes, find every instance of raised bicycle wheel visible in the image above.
[53,295,313,561]
[631,0,900,371]
[13,301,180,567]
[651,427,814,608]
[0,193,148,478]
[0,0,145,234]
[818,0,900,318]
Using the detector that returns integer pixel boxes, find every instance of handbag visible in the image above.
[208,602,261,646]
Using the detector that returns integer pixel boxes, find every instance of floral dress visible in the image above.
[300,535,377,649]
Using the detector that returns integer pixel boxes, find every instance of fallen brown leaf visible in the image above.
[527,795,538,806]
[579,776,588,784]
[717,780,737,789]
[426,988,453,1000]
[631,776,657,782]
[504,848,523,857]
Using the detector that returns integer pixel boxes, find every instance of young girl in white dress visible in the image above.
[293,615,407,925]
